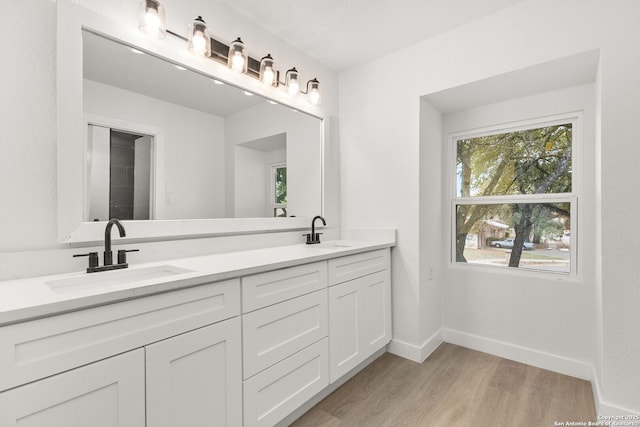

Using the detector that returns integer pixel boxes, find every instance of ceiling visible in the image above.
[217,0,527,71]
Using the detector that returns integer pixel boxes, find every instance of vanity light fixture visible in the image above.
[139,0,166,38]
[285,67,300,96]
[188,16,211,57]
[259,54,277,86]
[135,8,324,104]
[303,78,321,105]
[227,37,248,73]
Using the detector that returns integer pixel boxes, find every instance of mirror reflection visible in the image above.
[82,30,322,222]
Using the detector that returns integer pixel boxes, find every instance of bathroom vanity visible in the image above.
[0,241,392,426]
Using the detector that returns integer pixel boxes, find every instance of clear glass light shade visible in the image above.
[259,54,277,86]
[188,16,211,57]
[308,78,321,105]
[227,38,248,73]
[285,68,300,96]
[139,0,166,38]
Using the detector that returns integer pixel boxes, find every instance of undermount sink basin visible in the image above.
[311,241,353,250]
[46,265,193,294]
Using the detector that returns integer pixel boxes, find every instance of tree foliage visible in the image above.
[275,166,287,205]
[456,124,572,266]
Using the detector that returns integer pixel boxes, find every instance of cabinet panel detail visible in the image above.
[146,317,242,427]
[328,249,390,286]
[243,289,328,379]
[242,261,327,313]
[0,349,145,427]
[0,279,240,392]
[243,338,329,427]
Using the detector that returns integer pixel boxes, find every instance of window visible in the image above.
[452,116,578,274]
[271,164,287,217]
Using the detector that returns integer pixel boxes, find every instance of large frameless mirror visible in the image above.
[56,0,325,243]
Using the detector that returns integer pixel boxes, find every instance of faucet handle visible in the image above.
[73,252,99,270]
[303,233,323,245]
[117,249,139,265]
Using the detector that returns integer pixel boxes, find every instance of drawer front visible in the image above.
[242,261,327,313]
[328,248,390,286]
[243,338,329,427]
[0,279,240,392]
[242,289,328,379]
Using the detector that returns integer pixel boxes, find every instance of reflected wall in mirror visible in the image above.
[82,30,322,222]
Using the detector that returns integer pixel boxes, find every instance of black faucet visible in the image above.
[74,218,139,273]
[104,218,126,266]
[304,215,326,244]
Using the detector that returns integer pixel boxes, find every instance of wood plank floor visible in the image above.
[291,343,596,427]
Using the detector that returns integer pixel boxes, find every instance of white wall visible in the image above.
[84,79,226,220]
[0,0,338,278]
[225,102,323,218]
[340,0,640,414]
[441,84,596,379]
[235,145,286,218]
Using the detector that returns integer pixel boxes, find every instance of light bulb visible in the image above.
[192,32,206,56]
[307,78,321,105]
[309,89,320,105]
[288,80,299,96]
[139,0,166,38]
[144,11,161,35]
[188,16,211,57]
[262,67,274,85]
[231,52,245,72]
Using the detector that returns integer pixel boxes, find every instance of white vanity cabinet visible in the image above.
[0,278,241,427]
[0,243,394,426]
[241,262,330,427]
[328,249,392,382]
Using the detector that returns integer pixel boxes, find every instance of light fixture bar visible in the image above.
[160,27,319,102]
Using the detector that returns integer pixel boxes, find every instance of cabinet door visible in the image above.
[329,270,391,383]
[0,349,145,427]
[361,270,392,356]
[146,317,242,427]
[328,278,361,382]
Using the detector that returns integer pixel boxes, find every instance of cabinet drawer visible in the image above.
[243,289,328,379]
[328,248,390,286]
[243,338,329,427]
[242,261,327,313]
[0,279,240,392]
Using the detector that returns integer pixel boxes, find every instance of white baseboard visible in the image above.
[388,329,443,363]
[442,328,592,380]
[591,365,640,417]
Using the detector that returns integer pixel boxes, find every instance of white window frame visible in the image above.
[450,112,581,277]
[270,163,287,217]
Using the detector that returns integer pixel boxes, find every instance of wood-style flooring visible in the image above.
[291,343,596,427]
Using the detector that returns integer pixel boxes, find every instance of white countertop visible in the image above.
[0,240,393,326]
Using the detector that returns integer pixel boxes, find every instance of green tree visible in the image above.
[456,124,572,267]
